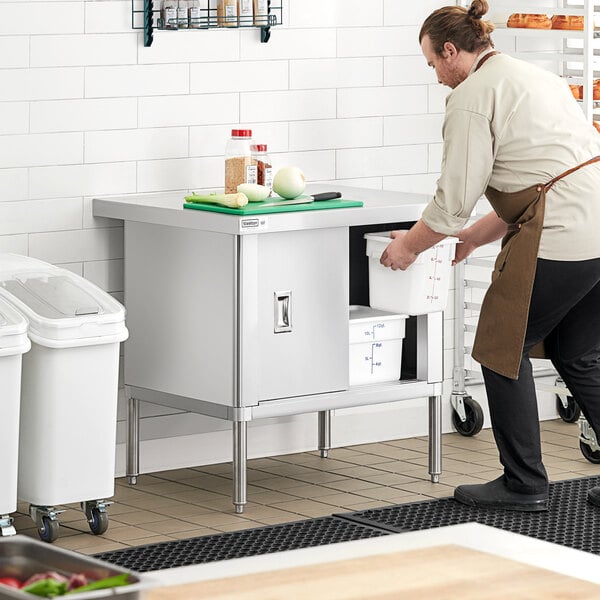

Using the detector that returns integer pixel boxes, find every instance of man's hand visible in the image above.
[452,235,476,265]
[379,231,418,271]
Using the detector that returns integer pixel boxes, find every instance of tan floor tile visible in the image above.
[247,476,309,491]
[270,499,342,519]
[311,491,374,507]
[354,487,430,502]
[212,521,265,533]
[168,527,220,539]
[184,512,254,528]
[111,510,167,526]
[245,490,302,504]
[281,483,343,498]
[320,479,386,493]
[160,490,230,504]
[137,518,215,535]
[382,438,430,452]
[102,523,169,543]
[236,505,304,523]
[192,463,231,476]
[395,480,455,498]
[105,534,174,547]
[329,465,389,479]
[343,499,396,511]
[372,461,430,476]
[354,472,422,487]
[297,471,349,485]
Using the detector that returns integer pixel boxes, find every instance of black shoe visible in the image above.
[454,476,548,512]
[587,486,600,507]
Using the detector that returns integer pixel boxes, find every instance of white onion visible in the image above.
[272,167,306,199]
[237,183,270,202]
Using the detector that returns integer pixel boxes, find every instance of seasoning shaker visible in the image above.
[251,144,273,193]
[188,0,201,28]
[238,0,253,24]
[217,0,238,27]
[161,0,178,29]
[253,0,269,25]
[225,130,257,194]
[177,0,188,28]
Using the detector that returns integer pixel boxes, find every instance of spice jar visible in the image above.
[161,0,177,29]
[177,0,188,28]
[225,129,257,194]
[238,0,253,24]
[217,0,238,27]
[251,144,273,193]
[253,0,269,25]
[188,0,199,27]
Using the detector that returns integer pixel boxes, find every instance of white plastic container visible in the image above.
[365,233,459,315]
[0,299,30,519]
[349,305,407,385]
[0,254,128,506]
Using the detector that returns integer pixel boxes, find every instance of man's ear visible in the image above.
[442,41,458,58]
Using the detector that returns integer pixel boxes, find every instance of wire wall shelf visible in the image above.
[132,0,282,47]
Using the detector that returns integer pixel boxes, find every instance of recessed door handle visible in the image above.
[274,290,292,333]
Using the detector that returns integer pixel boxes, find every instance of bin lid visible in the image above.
[349,305,407,322]
[0,254,127,346]
[0,296,30,356]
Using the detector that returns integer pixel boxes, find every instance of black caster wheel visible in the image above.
[38,516,59,543]
[580,439,600,464]
[556,394,580,423]
[88,508,109,535]
[452,396,484,437]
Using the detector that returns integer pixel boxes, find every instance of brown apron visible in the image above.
[471,156,600,379]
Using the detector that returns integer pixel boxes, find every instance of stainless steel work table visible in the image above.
[93,185,445,513]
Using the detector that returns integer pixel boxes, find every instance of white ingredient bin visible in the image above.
[0,298,30,536]
[349,305,407,385]
[0,254,128,542]
[364,233,458,315]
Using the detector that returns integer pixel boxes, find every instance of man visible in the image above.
[381,1,600,511]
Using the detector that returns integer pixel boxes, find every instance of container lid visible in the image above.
[363,232,458,263]
[349,305,407,322]
[0,254,127,346]
[0,295,30,355]
[232,129,252,137]
[251,144,267,152]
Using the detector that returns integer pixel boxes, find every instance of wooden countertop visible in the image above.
[146,544,600,599]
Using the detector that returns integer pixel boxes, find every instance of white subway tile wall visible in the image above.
[1,0,482,469]
[0,0,449,265]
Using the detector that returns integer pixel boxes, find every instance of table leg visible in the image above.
[428,395,442,483]
[233,421,247,514]
[127,396,140,485]
[318,410,331,458]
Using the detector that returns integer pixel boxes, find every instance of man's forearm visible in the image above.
[460,212,508,247]
[403,219,448,255]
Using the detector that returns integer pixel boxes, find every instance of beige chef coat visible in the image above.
[422,49,600,260]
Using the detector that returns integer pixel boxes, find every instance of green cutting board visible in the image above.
[183,196,363,215]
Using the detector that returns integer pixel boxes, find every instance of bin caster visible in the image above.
[556,377,580,423]
[451,394,484,437]
[0,515,16,537]
[81,500,111,535]
[30,505,64,543]
[579,417,600,464]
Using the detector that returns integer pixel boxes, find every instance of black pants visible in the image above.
[481,258,600,494]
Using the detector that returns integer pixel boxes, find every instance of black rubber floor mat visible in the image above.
[94,516,388,572]
[339,475,600,555]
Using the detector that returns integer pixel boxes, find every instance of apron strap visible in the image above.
[544,155,600,192]
[474,50,500,73]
